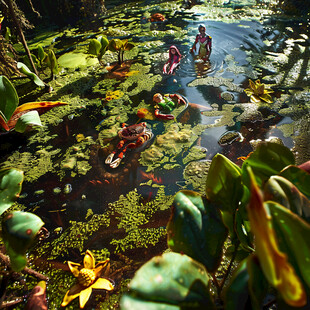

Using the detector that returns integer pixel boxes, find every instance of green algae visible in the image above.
[183,146,208,165]
[57,52,99,69]
[188,76,244,92]
[109,187,173,252]
[139,122,208,172]
[183,160,212,195]
[0,149,60,182]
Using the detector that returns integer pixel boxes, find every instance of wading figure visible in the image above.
[105,122,153,168]
[163,45,182,75]
[190,24,212,62]
[153,93,188,120]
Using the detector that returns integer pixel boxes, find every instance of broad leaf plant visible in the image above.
[121,142,310,309]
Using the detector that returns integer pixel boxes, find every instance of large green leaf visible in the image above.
[268,201,310,290]
[205,153,244,213]
[88,38,101,56]
[242,142,295,187]
[0,75,18,121]
[2,211,44,271]
[247,255,269,310]
[120,252,214,309]
[264,176,310,223]
[14,110,42,133]
[167,190,228,272]
[17,62,45,87]
[0,168,24,216]
[224,259,249,310]
[99,36,109,51]
[37,45,47,63]
[280,165,310,199]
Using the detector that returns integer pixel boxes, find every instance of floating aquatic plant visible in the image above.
[244,79,274,103]
[62,250,114,308]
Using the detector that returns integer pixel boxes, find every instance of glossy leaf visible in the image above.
[247,255,269,310]
[235,210,254,252]
[14,101,68,114]
[247,168,306,307]
[120,252,215,309]
[2,211,44,271]
[17,62,45,87]
[268,201,310,291]
[0,75,19,121]
[14,110,42,133]
[107,38,123,52]
[242,142,295,187]
[264,175,310,223]
[224,258,249,310]
[123,40,135,51]
[0,168,24,216]
[280,165,310,199]
[0,111,9,131]
[48,49,59,75]
[88,38,101,56]
[167,190,228,272]
[37,45,47,62]
[205,153,244,213]
[100,36,109,51]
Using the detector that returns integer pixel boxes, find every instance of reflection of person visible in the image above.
[190,24,212,62]
[163,45,182,75]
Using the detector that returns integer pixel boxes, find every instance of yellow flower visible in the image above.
[247,168,306,307]
[61,250,114,308]
[244,79,274,103]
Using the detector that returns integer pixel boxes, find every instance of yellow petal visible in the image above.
[84,250,95,269]
[68,261,81,277]
[79,286,92,308]
[247,168,306,307]
[94,259,110,277]
[260,93,273,103]
[61,283,83,307]
[250,95,261,103]
[91,278,114,291]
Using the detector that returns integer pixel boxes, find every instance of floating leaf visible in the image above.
[167,190,228,272]
[14,101,68,114]
[120,252,215,309]
[14,110,42,133]
[206,153,244,213]
[0,168,24,216]
[0,75,19,121]
[2,211,44,271]
[17,62,45,87]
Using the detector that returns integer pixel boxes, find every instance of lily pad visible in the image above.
[58,52,98,69]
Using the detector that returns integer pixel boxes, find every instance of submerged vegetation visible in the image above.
[0,0,309,309]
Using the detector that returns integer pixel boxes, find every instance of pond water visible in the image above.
[1,0,309,308]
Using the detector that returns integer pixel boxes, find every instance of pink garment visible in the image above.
[163,45,182,74]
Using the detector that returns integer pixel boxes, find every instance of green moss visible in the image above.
[188,76,243,92]
[109,187,173,252]
[183,146,208,165]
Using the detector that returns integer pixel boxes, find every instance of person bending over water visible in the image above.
[163,45,182,75]
[190,24,212,62]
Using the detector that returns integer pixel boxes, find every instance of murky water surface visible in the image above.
[1,0,309,308]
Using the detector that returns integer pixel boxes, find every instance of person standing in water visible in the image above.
[163,45,182,75]
[190,24,212,62]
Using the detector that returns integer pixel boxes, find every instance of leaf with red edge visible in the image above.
[0,111,9,131]
[14,101,68,114]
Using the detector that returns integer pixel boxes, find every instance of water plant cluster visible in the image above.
[0,0,309,309]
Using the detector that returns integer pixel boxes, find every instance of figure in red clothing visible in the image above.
[190,24,212,62]
[163,45,182,75]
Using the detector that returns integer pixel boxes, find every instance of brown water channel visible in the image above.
[0,0,309,308]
